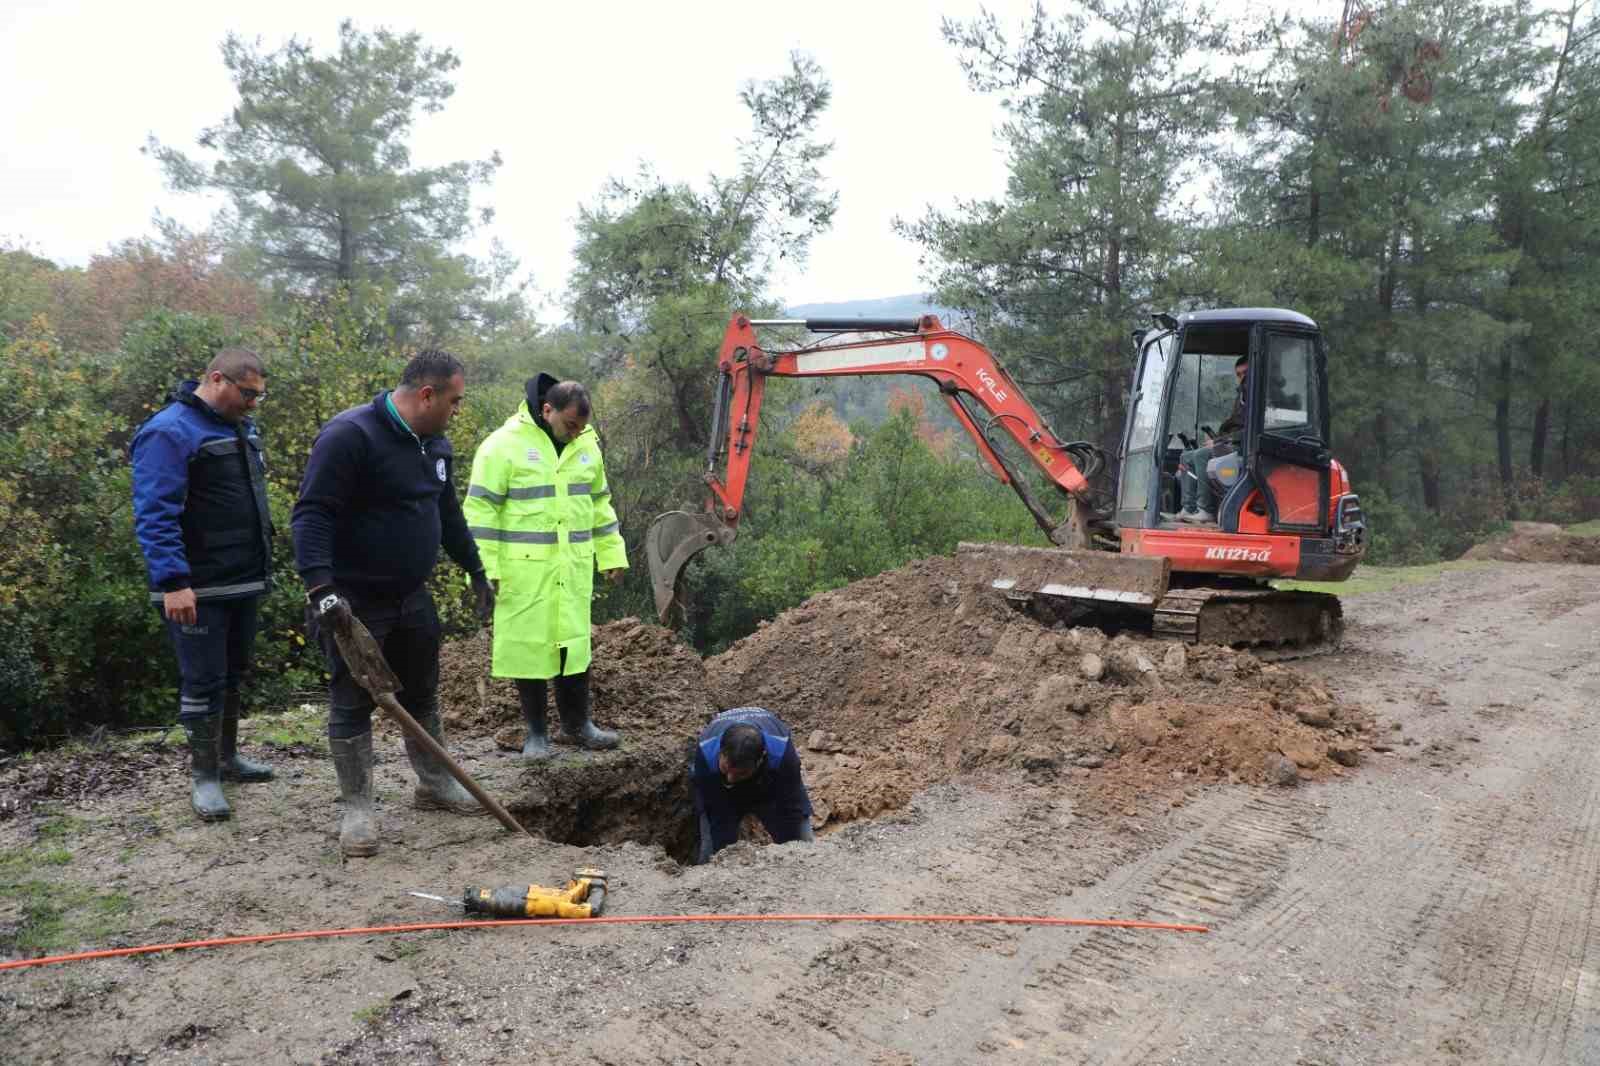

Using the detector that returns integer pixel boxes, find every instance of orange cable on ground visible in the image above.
[0,913,1208,973]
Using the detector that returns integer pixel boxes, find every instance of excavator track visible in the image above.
[1152,586,1344,659]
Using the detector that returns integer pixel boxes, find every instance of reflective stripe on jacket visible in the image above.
[463,401,626,678]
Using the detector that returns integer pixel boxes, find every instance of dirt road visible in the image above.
[3,561,1598,1064]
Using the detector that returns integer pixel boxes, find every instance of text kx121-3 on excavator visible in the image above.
[645,309,1367,652]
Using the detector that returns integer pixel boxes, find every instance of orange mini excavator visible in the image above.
[646,309,1366,652]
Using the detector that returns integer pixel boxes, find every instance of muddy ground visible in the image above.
[2,556,1598,1064]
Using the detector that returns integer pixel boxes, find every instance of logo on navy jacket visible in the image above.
[435,458,447,482]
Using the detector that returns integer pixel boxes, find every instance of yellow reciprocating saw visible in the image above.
[410,867,609,919]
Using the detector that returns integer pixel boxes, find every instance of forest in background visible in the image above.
[3,0,1597,746]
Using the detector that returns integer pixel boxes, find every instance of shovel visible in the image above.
[323,601,536,842]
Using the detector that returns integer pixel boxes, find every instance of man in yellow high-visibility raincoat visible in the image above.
[464,374,627,759]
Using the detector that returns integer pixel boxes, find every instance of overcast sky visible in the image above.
[0,0,1281,314]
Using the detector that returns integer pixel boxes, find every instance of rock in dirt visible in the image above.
[1079,653,1105,682]
[1327,744,1362,768]
[1295,708,1335,729]
[1282,746,1323,769]
[1160,644,1188,678]
[1266,753,1301,787]
[986,735,1022,760]
[1020,745,1058,772]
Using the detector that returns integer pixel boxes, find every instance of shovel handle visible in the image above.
[372,691,535,842]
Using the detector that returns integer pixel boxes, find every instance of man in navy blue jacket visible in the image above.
[689,707,815,863]
[131,348,275,822]
[292,349,494,858]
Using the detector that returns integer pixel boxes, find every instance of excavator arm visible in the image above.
[645,313,1109,621]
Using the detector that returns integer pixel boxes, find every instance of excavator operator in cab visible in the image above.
[1171,355,1248,524]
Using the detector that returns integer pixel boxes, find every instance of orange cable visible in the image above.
[0,913,1208,973]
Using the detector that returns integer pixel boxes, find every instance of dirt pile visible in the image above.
[707,555,1374,822]
[1461,521,1600,564]
[436,620,715,744]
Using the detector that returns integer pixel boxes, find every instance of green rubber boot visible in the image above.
[183,713,232,822]
[220,691,275,782]
[329,731,378,858]
[404,706,486,816]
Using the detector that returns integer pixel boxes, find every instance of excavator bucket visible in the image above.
[645,510,738,623]
[957,541,1171,607]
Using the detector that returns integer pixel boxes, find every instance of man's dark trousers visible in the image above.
[162,597,260,723]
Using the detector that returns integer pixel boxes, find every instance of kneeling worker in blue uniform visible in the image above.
[690,707,816,863]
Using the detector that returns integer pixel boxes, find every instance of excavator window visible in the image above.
[1166,352,1243,448]
[1263,333,1318,433]
[1119,333,1175,522]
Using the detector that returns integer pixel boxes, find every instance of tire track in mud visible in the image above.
[976,791,1331,1063]
[1413,659,1600,1064]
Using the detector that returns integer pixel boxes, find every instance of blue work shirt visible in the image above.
[690,707,814,857]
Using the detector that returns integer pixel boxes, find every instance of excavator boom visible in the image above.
[645,313,1161,621]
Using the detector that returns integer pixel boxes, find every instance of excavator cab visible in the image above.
[1120,309,1340,539]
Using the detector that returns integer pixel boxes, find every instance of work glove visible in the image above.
[470,570,495,624]
[307,585,353,633]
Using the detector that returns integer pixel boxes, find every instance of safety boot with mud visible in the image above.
[515,679,552,762]
[555,672,619,751]
[220,691,275,782]
[330,731,379,857]
[404,707,487,816]
[183,713,232,822]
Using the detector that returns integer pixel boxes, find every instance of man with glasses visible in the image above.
[689,706,815,864]
[131,348,276,822]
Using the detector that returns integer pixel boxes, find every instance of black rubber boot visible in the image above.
[555,671,618,750]
[183,713,232,822]
[329,731,378,857]
[220,691,274,782]
[403,704,486,815]
[515,679,552,762]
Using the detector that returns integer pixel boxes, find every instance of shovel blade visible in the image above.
[644,510,736,623]
[326,604,402,695]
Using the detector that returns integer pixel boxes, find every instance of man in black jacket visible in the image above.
[131,347,275,822]
[292,349,494,857]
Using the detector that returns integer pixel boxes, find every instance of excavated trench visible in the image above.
[505,745,698,864]
[437,623,716,864]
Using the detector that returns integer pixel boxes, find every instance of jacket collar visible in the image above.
[514,401,596,453]
[372,390,437,443]
[174,380,250,433]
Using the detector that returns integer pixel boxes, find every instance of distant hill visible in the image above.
[784,294,970,328]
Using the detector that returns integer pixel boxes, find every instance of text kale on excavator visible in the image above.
[645,309,1367,653]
